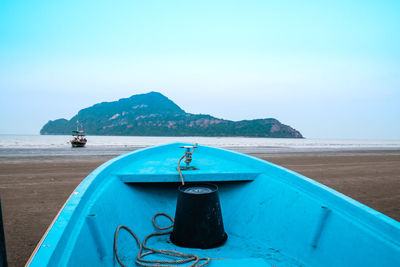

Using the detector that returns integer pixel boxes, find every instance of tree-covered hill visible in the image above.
[40,92,303,138]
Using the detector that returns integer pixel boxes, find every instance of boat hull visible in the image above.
[27,143,400,266]
[70,140,86,147]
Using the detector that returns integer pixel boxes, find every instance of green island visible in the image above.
[40,92,303,138]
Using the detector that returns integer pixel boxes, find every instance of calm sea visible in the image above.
[1,135,400,157]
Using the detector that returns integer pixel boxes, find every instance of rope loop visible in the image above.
[152,213,174,230]
[114,212,210,267]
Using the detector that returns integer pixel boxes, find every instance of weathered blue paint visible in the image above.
[27,143,400,266]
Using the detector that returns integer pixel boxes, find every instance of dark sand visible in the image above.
[0,150,400,266]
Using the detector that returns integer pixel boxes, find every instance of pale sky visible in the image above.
[1,0,399,139]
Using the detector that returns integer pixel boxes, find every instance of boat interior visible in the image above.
[29,143,400,267]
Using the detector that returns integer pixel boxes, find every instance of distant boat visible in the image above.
[27,143,400,266]
[70,122,87,147]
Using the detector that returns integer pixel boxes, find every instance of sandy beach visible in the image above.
[1,150,400,266]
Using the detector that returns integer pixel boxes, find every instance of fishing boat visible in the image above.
[27,143,400,266]
[70,123,87,148]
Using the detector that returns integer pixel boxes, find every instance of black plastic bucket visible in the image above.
[170,183,227,249]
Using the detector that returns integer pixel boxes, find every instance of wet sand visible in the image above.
[0,150,400,266]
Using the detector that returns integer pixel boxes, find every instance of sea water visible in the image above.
[0,135,400,157]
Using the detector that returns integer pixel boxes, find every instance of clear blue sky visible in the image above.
[1,0,399,139]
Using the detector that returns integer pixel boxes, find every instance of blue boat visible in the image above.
[27,143,400,266]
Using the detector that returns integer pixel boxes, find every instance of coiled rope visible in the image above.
[114,213,210,267]
[177,144,198,185]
